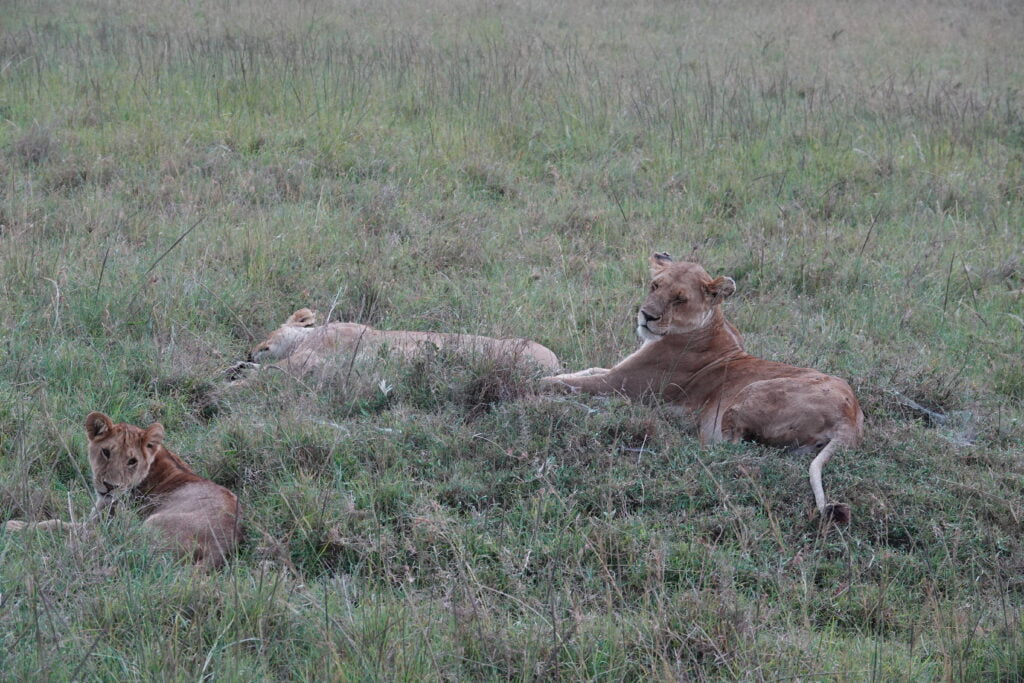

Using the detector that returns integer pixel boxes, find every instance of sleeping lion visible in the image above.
[231,308,561,380]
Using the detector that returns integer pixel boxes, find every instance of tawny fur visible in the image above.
[5,412,241,567]
[233,308,560,379]
[542,254,863,522]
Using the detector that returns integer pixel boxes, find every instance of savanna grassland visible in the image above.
[2,0,1023,678]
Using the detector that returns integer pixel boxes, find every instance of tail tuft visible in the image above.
[823,503,851,525]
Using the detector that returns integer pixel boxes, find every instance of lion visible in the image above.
[5,412,241,567]
[230,308,561,380]
[542,253,864,523]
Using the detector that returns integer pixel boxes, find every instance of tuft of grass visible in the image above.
[9,125,59,167]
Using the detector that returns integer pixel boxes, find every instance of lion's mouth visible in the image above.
[637,323,666,340]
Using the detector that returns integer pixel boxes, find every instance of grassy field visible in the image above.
[2,0,1023,678]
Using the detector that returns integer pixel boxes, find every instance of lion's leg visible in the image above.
[143,512,200,556]
[84,494,118,522]
[549,367,610,380]
[143,513,231,568]
[225,361,261,384]
[7,494,113,531]
[809,439,850,524]
[720,385,852,524]
[702,398,736,445]
[5,519,85,532]
[37,519,77,530]
[539,371,623,396]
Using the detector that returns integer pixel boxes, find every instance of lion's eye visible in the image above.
[651,282,659,291]
[127,458,137,467]
[101,448,111,460]
[675,297,688,305]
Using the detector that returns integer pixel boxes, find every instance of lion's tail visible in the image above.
[809,439,851,524]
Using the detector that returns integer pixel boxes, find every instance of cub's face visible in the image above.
[636,254,736,341]
[85,412,163,499]
[249,308,317,362]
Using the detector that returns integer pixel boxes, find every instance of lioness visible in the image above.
[233,308,561,379]
[5,412,241,567]
[542,253,863,522]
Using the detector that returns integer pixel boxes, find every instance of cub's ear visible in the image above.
[85,412,114,441]
[704,276,737,303]
[649,252,673,275]
[143,423,165,451]
[285,308,317,327]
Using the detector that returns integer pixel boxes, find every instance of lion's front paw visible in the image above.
[539,376,578,394]
[224,361,260,382]
[5,520,28,532]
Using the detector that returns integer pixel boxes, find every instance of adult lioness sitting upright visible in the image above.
[5,412,240,567]
[542,253,863,523]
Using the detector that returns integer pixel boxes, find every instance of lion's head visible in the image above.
[85,412,164,499]
[636,253,736,341]
[249,308,317,362]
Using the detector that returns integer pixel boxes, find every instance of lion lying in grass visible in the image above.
[543,253,863,523]
[229,308,561,381]
[5,412,240,568]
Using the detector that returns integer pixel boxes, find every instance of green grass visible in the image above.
[2,0,1023,678]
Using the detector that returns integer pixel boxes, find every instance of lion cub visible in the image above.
[5,412,241,568]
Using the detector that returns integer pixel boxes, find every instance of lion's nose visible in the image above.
[640,309,660,323]
[100,481,119,494]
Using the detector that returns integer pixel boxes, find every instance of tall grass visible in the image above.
[1,0,1022,678]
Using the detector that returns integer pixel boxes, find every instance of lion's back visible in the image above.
[144,481,241,567]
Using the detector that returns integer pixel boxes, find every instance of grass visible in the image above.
[1,0,1023,678]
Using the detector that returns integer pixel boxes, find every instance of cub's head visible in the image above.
[249,308,317,362]
[637,253,736,341]
[85,412,164,498]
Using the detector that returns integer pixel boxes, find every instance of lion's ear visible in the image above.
[143,423,165,453]
[286,308,317,327]
[85,412,114,441]
[649,252,673,275]
[704,276,737,303]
